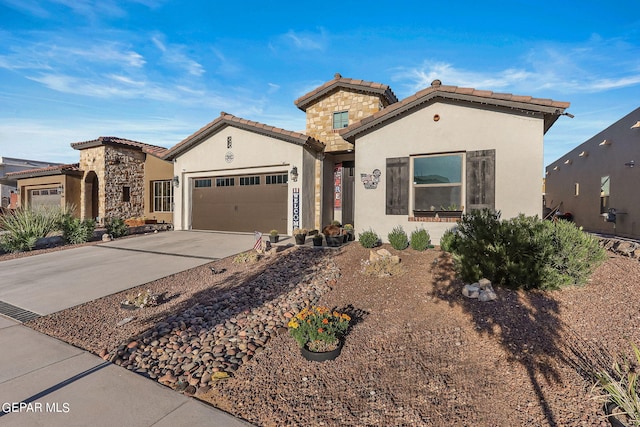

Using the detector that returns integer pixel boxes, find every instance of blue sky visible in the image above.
[1,0,639,172]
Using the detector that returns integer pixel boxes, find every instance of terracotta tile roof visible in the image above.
[294,73,399,111]
[71,136,169,158]
[6,163,82,179]
[163,112,324,160]
[340,79,571,141]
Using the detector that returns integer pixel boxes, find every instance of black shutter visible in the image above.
[466,150,495,211]
[386,157,409,215]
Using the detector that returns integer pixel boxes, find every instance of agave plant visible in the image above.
[595,343,640,426]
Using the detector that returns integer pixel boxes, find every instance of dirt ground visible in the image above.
[26,241,640,426]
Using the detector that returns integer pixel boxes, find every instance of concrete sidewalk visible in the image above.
[0,316,252,426]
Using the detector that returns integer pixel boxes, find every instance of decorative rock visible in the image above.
[101,233,112,242]
[478,289,498,302]
[390,255,401,264]
[462,284,480,298]
[117,317,135,326]
[159,372,177,384]
[376,249,392,257]
[369,250,381,262]
[478,278,492,289]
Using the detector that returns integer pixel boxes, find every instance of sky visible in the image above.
[1,1,639,173]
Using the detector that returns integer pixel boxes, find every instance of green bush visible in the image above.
[410,227,431,251]
[388,225,409,250]
[448,209,606,290]
[106,218,128,238]
[60,214,96,244]
[439,228,458,252]
[0,205,65,252]
[358,229,380,248]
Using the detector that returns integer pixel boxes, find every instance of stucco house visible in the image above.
[0,157,62,208]
[165,74,570,243]
[545,107,640,239]
[9,137,173,224]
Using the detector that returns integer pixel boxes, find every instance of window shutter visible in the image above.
[466,150,495,211]
[386,157,409,215]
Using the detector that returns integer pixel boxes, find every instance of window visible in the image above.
[194,179,212,188]
[153,180,173,212]
[412,154,463,211]
[216,177,235,187]
[332,111,349,129]
[123,186,130,202]
[600,176,610,214]
[266,174,288,185]
[40,189,49,195]
[240,176,260,186]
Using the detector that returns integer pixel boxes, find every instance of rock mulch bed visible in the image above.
[79,247,339,396]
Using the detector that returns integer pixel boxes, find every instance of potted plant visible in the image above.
[312,233,324,246]
[343,224,355,241]
[322,224,343,247]
[293,228,308,245]
[269,229,279,243]
[288,305,351,362]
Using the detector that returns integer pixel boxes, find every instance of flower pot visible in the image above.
[301,341,343,362]
[312,236,323,246]
[269,235,279,243]
[325,235,342,247]
[294,234,307,245]
[346,231,355,241]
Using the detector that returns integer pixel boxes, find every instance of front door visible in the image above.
[342,161,355,226]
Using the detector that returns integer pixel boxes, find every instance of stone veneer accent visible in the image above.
[304,90,390,153]
[79,145,145,222]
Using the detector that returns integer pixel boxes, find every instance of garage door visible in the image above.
[191,172,288,233]
[30,188,61,208]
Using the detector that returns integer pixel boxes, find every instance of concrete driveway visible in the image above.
[0,230,259,316]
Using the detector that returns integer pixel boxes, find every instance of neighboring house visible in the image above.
[10,137,173,224]
[545,107,640,239]
[0,157,62,208]
[165,74,570,242]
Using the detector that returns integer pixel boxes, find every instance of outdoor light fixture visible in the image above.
[290,166,299,182]
[172,175,180,187]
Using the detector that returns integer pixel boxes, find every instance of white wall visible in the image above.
[355,101,544,244]
[172,125,318,234]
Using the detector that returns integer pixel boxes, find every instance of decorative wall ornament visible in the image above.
[361,169,381,189]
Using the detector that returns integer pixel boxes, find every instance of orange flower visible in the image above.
[322,318,329,324]
[317,328,324,333]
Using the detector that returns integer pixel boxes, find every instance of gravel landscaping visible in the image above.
[26,240,640,426]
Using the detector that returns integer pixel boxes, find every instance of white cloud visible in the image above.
[271,29,328,53]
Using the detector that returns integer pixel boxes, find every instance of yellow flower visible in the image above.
[341,314,351,321]
[287,320,299,329]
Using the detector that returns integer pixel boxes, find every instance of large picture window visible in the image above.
[412,154,463,211]
[153,180,173,212]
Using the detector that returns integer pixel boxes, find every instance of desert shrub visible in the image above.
[0,205,65,252]
[388,225,409,250]
[358,229,379,248]
[60,214,95,244]
[106,218,128,238]
[439,227,458,252]
[233,251,260,264]
[410,227,431,251]
[448,209,606,290]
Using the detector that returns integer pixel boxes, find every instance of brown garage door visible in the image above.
[30,188,62,208]
[191,173,288,233]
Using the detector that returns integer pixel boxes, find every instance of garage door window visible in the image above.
[266,174,288,184]
[240,176,260,186]
[195,179,212,188]
[216,177,235,187]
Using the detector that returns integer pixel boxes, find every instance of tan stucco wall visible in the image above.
[304,89,389,152]
[172,126,320,234]
[144,155,173,224]
[354,101,544,244]
[545,107,640,239]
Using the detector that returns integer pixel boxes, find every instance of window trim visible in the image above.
[411,153,465,214]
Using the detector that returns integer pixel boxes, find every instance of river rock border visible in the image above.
[598,236,640,260]
[105,247,341,396]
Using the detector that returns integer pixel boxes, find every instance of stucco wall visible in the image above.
[144,154,173,224]
[354,101,544,244]
[172,126,319,234]
[545,107,640,239]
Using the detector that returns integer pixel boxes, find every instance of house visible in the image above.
[545,107,640,239]
[10,137,173,224]
[0,157,62,208]
[165,74,570,243]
